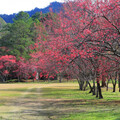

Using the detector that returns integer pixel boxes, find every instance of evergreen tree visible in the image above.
[0,12,36,59]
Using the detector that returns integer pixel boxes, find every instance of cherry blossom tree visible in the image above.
[31,0,120,98]
[0,55,16,82]
[15,57,36,82]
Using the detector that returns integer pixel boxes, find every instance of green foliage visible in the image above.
[0,11,54,59]
[0,17,6,29]
[32,12,49,22]
[31,12,57,24]
[0,17,7,38]
[0,12,36,59]
[13,11,30,22]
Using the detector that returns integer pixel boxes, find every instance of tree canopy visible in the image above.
[0,11,36,59]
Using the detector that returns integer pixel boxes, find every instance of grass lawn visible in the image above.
[41,83,120,120]
[0,82,119,120]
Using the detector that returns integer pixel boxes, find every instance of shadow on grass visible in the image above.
[4,99,69,120]
[5,96,120,120]
[1,87,120,120]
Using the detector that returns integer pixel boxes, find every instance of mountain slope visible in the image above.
[0,2,63,23]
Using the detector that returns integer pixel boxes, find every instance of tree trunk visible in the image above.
[112,72,117,92]
[113,84,116,92]
[36,72,39,80]
[18,76,21,82]
[77,79,84,91]
[48,77,50,82]
[106,82,108,91]
[83,81,88,91]
[80,81,84,90]
[96,82,103,99]
[96,69,103,99]
[93,78,96,95]
[59,73,62,83]
[118,73,120,92]
[0,73,6,83]
[2,77,5,83]
[101,76,106,87]
[106,78,110,91]
[88,81,93,93]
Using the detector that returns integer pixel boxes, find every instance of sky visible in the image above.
[0,0,65,15]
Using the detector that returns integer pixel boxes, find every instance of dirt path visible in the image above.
[0,83,79,120]
[0,85,50,120]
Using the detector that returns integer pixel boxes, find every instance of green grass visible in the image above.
[61,110,120,120]
[42,88,94,99]
[0,88,29,97]
[0,82,120,120]
[4,79,78,84]
[42,88,120,100]
[41,86,120,120]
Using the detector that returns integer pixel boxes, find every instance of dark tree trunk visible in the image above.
[83,81,88,91]
[106,84,108,91]
[96,82,103,99]
[113,84,116,92]
[77,79,84,91]
[0,73,6,83]
[118,73,120,92]
[80,81,84,90]
[96,69,103,99]
[93,78,96,95]
[112,72,117,92]
[88,81,93,93]
[106,78,110,91]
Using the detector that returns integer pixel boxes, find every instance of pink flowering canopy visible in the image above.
[31,0,120,81]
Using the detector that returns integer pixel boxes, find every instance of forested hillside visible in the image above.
[0,11,49,58]
[0,2,62,23]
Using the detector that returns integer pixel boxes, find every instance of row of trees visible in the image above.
[30,0,120,98]
[0,0,119,99]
